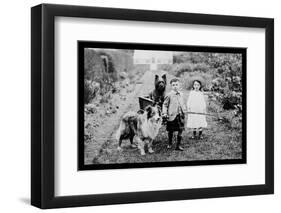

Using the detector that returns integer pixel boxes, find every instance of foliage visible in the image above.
[206,53,243,126]
[84,80,99,104]
[157,64,173,72]
[209,53,243,111]
[95,49,133,82]
[173,52,211,64]
[171,52,243,125]
[84,49,134,104]
[84,49,106,81]
[170,63,211,77]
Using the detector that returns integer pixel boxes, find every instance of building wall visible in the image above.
[134,50,173,64]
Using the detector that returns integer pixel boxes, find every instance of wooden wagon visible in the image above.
[138,96,154,110]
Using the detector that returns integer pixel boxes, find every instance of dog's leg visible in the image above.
[136,136,145,155]
[117,135,124,151]
[117,139,122,150]
[147,139,154,154]
[116,122,123,150]
[130,134,137,148]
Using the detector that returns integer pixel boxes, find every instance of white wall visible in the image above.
[0,0,279,212]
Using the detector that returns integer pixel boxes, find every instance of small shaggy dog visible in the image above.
[148,74,167,109]
[116,105,162,155]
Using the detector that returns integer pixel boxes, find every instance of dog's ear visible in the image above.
[137,109,145,114]
[145,105,152,112]
[145,105,153,119]
[155,75,159,82]
[162,74,167,83]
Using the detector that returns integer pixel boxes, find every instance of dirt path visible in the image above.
[90,90,242,164]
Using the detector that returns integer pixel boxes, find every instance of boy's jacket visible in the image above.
[162,91,186,121]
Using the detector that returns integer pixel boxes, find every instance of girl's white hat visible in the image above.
[186,75,206,89]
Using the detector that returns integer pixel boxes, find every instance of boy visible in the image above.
[162,78,186,151]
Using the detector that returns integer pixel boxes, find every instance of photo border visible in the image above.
[78,41,247,171]
[31,4,274,209]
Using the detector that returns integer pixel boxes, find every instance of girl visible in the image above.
[186,79,207,139]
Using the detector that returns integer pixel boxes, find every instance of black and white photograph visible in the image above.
[29,2,274,209]
[79,41,246,170]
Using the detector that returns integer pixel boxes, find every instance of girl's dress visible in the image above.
[186,90,207,128]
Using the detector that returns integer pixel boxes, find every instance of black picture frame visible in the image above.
[31,3,274,209]
[78,41,247,171]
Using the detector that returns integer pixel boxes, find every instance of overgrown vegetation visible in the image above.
[84,49,135,104]
[167,52,243,128]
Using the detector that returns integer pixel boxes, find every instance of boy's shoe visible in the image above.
[175,146,184,151]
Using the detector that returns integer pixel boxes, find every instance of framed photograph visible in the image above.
[31,4,274,209]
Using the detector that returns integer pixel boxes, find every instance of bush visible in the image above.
[95,50,118,82]
[99,92,112,104]
[84,49,134,104]
[96,50,134,82]
[173,52,212,64]
[208,53,243,118]
[84,80,99,104]
[219,110,242,130]
[157,64,173,72]
[84,49,105,81]
[193,63,210,73]
[170,52,243,128]
[170,62,211,78]
[171,63,194,77]
[130,64,150,80]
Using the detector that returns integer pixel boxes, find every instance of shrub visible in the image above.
[130,64,150,80]
[95,50,118,82]
[207,53,243,116]
[171,63,194,77]
[173,52,212,64]
[171,52,243,127]
[84,80,99,104]
[84,49,105,81]
[96,50,134,82]
[84,80,93,104]
[170,62,211,78]
[219,110,242,130]
[157,64,173,72]
[84,49,134,104]
[100,92,112,104]
[193,63,210,73]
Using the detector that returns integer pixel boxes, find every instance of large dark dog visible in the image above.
[148,74,167,109]
[116,105,162,155]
